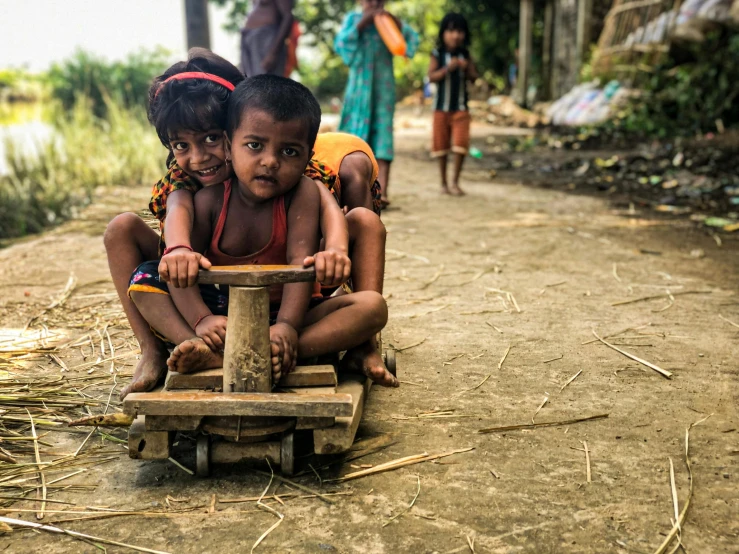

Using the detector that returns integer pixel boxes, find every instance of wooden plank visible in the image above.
[277,386,336,395]
[279,365,337,387]
[223,286,271,393]
[124,391,353,418]
[128,416,173,460]
[296,416,334,430]
[165,365,337,390]
[145,415,203,431]
[313,375,371,455]
[198,265,316,286]
[165,369,223,391]
[211,440,280,465]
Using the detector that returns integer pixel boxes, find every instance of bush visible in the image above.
[0,96,162,238]
[600,32,739,139]
[47,48,169,118]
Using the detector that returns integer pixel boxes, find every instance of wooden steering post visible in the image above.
[198,265,317,394]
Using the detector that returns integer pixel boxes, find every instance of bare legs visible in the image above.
[104,213,170,399]
[437,153,466,196]
[377,158,391,207]
[339,151,375,212]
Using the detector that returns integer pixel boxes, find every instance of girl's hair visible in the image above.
[436,12,471,55]
[148,48,244,147]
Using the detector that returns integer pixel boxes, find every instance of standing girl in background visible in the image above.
[335,0,419,208]
[428,12,477,196]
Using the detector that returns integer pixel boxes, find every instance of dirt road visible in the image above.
[0,125,737,553]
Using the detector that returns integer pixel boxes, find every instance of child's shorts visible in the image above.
[128,260,229,316]
[432,110,471,158]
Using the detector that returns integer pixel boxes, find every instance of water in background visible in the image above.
[0,103,54,176]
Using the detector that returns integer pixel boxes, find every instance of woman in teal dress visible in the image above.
[335,1,419,207]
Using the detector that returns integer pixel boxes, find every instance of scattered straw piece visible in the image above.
[0,516,170,554]
[478,413,609,434]
[252,462,284,553]
[26,410,46,520]
[168,457,194,476]
[532,395,549,424]
[467,535,475,553]
[592,330,672,379]
[718,314,739,329]
[669,458,679,536]
[560,370,582,392]
[652,415,712,554]
[419,265,444,290]
[410,304,449,319]
[542,355,563,363]
[486,322,503,333]
[382,475,420,527]
[583,441,591,483]
[464,344,512,392]
[395,337,427,352]
[252,469,334,504]
[611,290,711,307]
[337,448,474,482]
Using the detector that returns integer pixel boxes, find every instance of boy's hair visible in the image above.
[437,12,471,55]
[226,75,322,149]
[148,48,244,147]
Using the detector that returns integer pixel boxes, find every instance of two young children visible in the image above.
[105,49,397,399]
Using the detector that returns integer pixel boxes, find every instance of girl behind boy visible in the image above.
[105,49,243,399]
[335,0,419,208]
[428,13,478,196]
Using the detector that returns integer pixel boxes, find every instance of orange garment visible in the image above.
[312,132,379,202]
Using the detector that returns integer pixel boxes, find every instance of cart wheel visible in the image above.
[280,432,295,476]
[384,348,397,377]
[196,434,210,477]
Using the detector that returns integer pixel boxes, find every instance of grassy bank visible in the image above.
[0,97,161,239]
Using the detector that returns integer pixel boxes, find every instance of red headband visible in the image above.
[155,72,236,97]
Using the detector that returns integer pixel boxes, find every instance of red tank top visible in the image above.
[206,180,288,304]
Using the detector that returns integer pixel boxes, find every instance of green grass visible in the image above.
[0,96,162,239]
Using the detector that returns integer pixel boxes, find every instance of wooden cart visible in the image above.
[122,265,396,476]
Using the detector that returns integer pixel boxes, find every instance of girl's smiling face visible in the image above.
[168,129,231,186]
[361,0,384,13]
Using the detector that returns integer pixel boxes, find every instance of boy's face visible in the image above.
[226,109,312,202]
[443,28,465,51]
[168,129,230,186]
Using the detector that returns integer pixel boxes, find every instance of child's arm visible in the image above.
[305,183,351,287]
[159,190,212,289]
[169,187,227,350]
[461,57,479,81]
[428,53,454,83]
[272,176,321,376]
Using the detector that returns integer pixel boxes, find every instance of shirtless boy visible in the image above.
[131,75,391,381]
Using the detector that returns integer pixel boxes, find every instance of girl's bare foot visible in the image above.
[167,338,223,374]
[120,343,169,399]
[340,340,398,387]
[450,184,465,196]
[379,196,391,209]
[440,185,451,195]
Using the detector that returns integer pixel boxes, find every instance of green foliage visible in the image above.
[0,97,162,238]
[599,33,739,138]
[0,69,45,102]
[46,48,169,118]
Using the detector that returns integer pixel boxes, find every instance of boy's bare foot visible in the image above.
[440,185,451,195]
[120,343,169,399]
[450,184,465,196]
[380,196,391,209]
[167,338,223,374]
[341,340,399,387]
